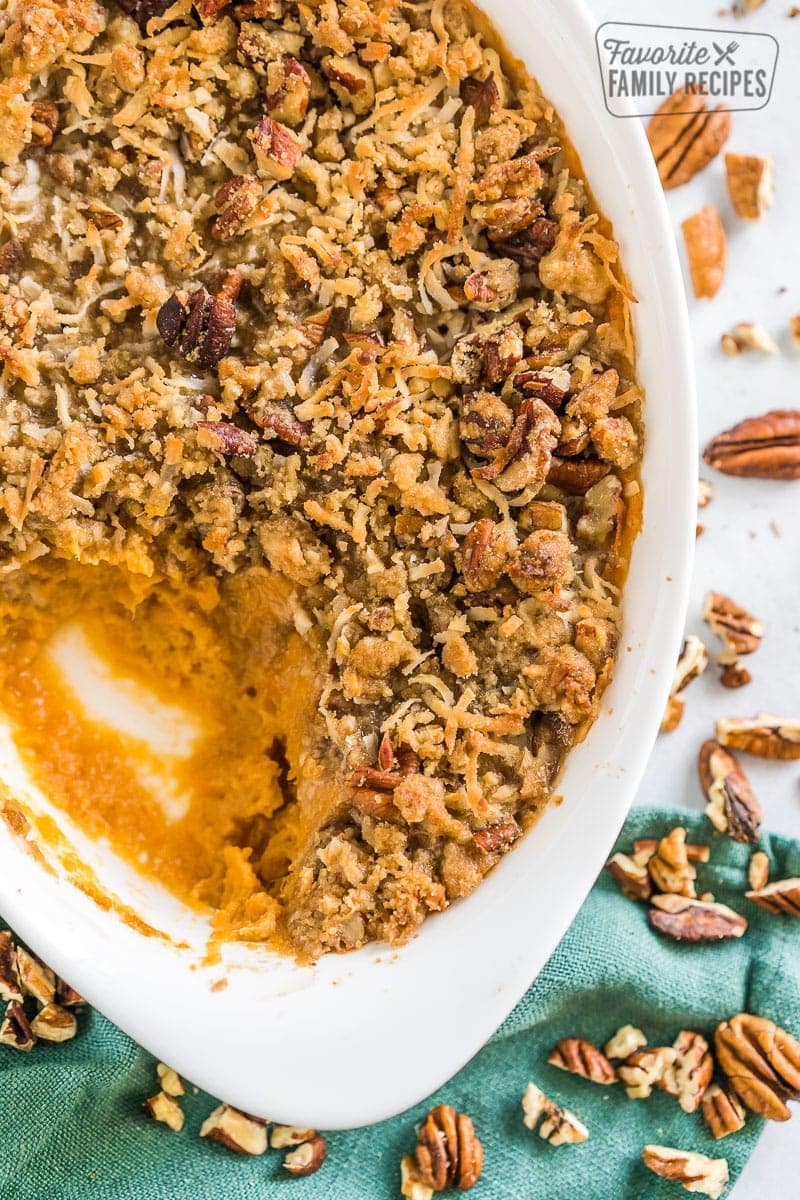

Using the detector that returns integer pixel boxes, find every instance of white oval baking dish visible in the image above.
[0,0,695,1130]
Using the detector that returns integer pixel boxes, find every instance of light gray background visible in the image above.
[586,0,800,1193]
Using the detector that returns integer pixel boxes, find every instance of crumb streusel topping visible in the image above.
[0,0,641,957]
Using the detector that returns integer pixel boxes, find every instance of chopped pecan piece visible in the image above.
[0,1000,35,1051]
[703,592,764,657]
[401,1155,434,1200]
[633,838,709,865]
[546,457,609,495]
[249,116,302,180]
[660,1031,713,1113]
[548,1037,617,1084]
[791,315,800,347]
[647,827,697,898]
[143,1091,185,1131]
[271,1125,316,1147]
[719,662,752,689]
[463,258,520,312]
[474,398,560,493]
[473,819,521,853]
[725,153,775,219]
[414,1105,483,1191]
[716,714,800,759]
[0,239,23,279]
[322,55,375,115]
[660,635,709,733]
[704,410,800,479]
[211,176,262,241]
[698,739,761,843]
[642,1145,729,1200]
[30,1002,78,1043]
[605,853,652,902]
[682,206,726,300]
[647,88,731,190]
[114,0,173,32]
[715,1013,800,1121]
[200,1105,268,1153]
[506,528,572,598]
[0,932,22,1003]
[618,1047,677,1100]
[16,947,56,1005]
[284,1134,327,1176]
[698,478,714,508]
[512,367,569,411]
[156,1063,184,1097]
[459,74,500,126]
[649,894,748,942]
[701,1083,746,1140]
[491,216,559,267]
[266,57,311,126]
[748,850,770,892]
[197,421,257,458]
[720,322,778,355]
[746,877,800,916]
[249,401,310,447]
[521,1082,588,1145]
[30,101,60,147]
[195,0,231,20]
[460,519,512,593]
[157,271,241,370]
[604,1025,647,1061]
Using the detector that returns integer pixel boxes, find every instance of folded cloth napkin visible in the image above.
[1,807,798,1200]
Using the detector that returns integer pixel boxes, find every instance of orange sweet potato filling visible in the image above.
[0,563,335,949]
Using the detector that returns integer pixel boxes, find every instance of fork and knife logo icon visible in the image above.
[713,39,738,65]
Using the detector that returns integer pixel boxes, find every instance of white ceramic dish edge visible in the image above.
[0,0,696,1130]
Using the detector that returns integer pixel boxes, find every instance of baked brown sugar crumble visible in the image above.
[0,0,642,958]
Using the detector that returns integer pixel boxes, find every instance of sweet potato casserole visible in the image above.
[0,0,641,958]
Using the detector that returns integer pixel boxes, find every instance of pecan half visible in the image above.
[605,852,652,902]
[660,1031,714,1113]
[682,206,726,300]
[0,932,22,1003]
[698,739,761,843]
[649,894,748,942]
[199,1105,268,1153]
[0,1000,35,1051]
[157,270,241,370]
[521,1082,588,1145]
[619,1047,677,1100]
[284,1134,328,1176]
[197,421,257,458]
[143,1091,184,1131]
[715,1013,800,1121]
[746,877,800,916]
[459,73,500,126]
[642,1145,729,1200]
[647,88,731,190]
[548,1037,617,1084]
[701,1082,746,1140]
[414,1105,483,1191]
[705,409,800,480]
[647,827,697,898]
[702,592,764,657]
[726,153,775,220]
[211,176,262,240]
[604,1025,647,1061]
[473,819,521,853]
[716,714,800,759]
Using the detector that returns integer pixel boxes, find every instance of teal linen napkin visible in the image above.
[1,807,798,1200]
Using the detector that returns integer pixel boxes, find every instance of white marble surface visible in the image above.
[586,0,800,1194]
